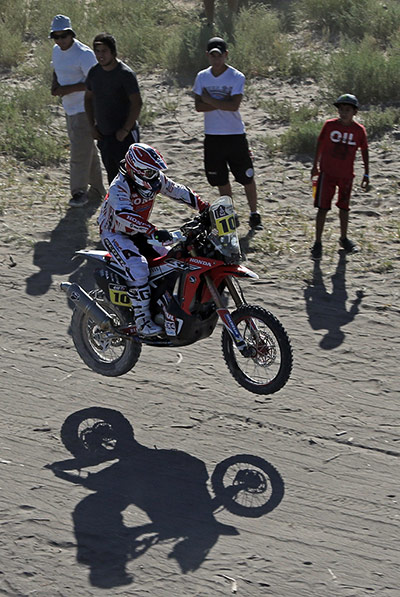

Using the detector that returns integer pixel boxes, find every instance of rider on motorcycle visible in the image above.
[98,143,209,336]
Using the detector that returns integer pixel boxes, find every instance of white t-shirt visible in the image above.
[193,65,246,135]
[51,39,97,115]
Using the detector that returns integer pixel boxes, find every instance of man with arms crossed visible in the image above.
[193,36,262,230]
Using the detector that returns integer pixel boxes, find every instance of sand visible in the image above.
[0,71,399,596]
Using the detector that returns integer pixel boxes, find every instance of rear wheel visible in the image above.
[221,305,292,394]
[70,289,141,376]
[61,407,134,459]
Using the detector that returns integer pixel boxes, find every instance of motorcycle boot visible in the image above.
[128,284,162,337]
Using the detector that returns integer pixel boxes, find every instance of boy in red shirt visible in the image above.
[310,94,369,260]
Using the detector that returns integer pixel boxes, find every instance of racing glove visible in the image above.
[198,200,210,213]
[153,229,173,243]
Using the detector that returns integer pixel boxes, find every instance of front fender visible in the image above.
[212,263,259,281]
[197,263,259,305]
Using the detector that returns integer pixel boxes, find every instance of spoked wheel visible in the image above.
[221,305,293,394]
[211,454,284,517]
[61,407,134,459]
[70,289,141,376]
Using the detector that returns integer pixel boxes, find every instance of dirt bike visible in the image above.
[58,407,285,518]
[60,196,293,395]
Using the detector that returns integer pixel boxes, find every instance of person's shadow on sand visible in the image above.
[238,228,257,259]
[304,251,364,349]
[47,407,284,588]
[25,195,102,297]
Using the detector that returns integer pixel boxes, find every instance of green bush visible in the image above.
[361,107,400,140]
[0,24,27,68]
[93,0,178,70]
[287,48,325,80]
[0,120,65,166]
[0,84,66,166]
[161,22,210,80]
[298,0,400,45]
[328,36,400,104]
[0,0,28,67]
[258,98,319,124]
[279,120,321,156]
[23,43,54,83]
[139,100,158,128]
[232,6,290,77]
[258,98,321,157]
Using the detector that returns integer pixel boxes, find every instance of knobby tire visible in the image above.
[221,304,293,395]
[70,289,141,376]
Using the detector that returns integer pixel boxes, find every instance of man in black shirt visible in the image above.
[85,33,143,183]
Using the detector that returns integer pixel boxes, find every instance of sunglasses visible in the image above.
[52,31,70,40]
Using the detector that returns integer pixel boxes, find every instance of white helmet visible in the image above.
[125,143,167,197]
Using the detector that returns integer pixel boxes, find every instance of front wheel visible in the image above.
[70,289,141,376]
[221,305,292,395]
[211,454,284,517]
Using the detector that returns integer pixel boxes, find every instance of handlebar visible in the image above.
[147,229,187,247]
[148,209,209,248]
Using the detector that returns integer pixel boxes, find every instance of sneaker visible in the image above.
[69,191,88,208]
[340,237,358,253]
[249,213,263,230]
[311,241,322,260]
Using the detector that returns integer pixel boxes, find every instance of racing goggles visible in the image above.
[137,168,159,181]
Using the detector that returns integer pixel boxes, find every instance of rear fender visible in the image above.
[74,249,110,263]
[75,249,126,278]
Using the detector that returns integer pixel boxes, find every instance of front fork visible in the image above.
[204,274,252,356]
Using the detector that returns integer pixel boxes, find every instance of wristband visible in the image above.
[364,174,369,178]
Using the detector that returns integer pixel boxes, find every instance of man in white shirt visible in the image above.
[193,36,262,230]
[50,15,105,207]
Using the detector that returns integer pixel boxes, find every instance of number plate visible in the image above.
[215,213,236,236]
[109,284,131,307]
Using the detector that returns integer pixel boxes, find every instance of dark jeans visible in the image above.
[98,127,140,184]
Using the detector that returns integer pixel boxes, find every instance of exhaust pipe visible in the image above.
[60,282,113,330]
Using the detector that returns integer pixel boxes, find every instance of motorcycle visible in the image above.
[60,196,293,395]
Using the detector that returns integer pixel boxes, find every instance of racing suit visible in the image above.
[98,167,208,335]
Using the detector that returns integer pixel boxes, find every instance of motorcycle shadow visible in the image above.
[47,407,284,588]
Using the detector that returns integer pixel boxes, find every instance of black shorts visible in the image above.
[204,134,254,187]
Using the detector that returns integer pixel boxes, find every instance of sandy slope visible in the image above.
[0,72,399,596]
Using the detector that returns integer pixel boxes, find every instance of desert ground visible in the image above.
[0,70,399,596]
